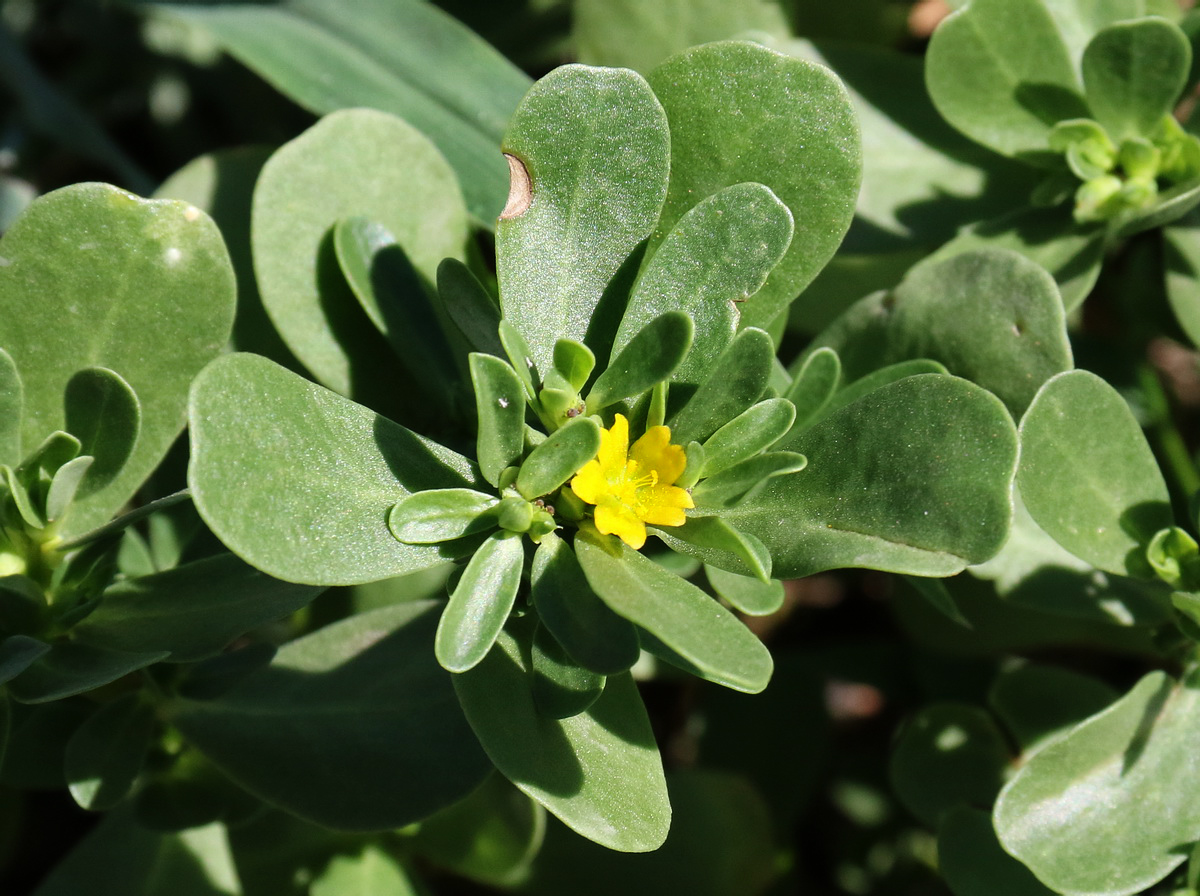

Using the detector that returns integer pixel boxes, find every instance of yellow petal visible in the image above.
[630,425,687,485]
[596,413,630,478]
[594,498,647,549]
[637,483,694,527]
[569,459,609,505]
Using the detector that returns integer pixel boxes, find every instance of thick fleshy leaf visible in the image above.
[0,347,22,466]
[926,0,1087,160]
[189,353,482,586]
[614,183,792,385]
[938,806,1057,896]
[1082,18,1191,141]
[1018,370,1171,576]
[496,65,669,372]
[332,216,459,403]
[531,625,606,720]
[63,367,140,501]
[0,183,234,535]
[553,340,596,393]
[573,0,791,73]
[44,456,94,525]
[251,109,467,397]
[530,533,640,676]
[651,515,772,582]
[668,328,774,446]
[29,809,239,896]
[692,451,807,509]
[441,260,504,358]
[988,663,1119,755]
[516,418,601,500]
[700,398,796,477]
[785,346,840,431]
[576,530,772,693]
[168,601,491,831]
[65,694,155,811]
[72,553,323,663]
[647,41,860,330]
[586,312,693,411]
[310,846,419,896]
[412,773,546,889]
[995,670,1200,896]
[454,625,669,852]
[728,375,1018,578]
[0,634,49,685]
[1164,216,1200,347]
[470,353,526,487]
[435,531,525,673]
[705,565,784,616]
[146,0,530,222]
[931,205,1105,312]
[388,489,499,545]
[7,642,168,704]
[812,249,1072,416]
[889,703,1009,827]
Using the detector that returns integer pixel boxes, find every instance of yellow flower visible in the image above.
[569,414,694,550]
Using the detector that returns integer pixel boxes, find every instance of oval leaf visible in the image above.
[586,312,693,411]
[65,694,155,811]
[388,488,499,545]
[435,532,525,673]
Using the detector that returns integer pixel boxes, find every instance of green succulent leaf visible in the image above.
[668,327,774,446]
[0,635,50,685]
[439,259,504,358]
[1018,370,1171,577]
[454,625,669,852]
[388,489,500,545]
[0,183,234,536]
[988,663,1120,756]
[576,530,773,693]
[647,40,861,329]
[938,806,1057,896]
[63,368,140,502]
[531,625,606,720]
[251,109,467,397]
[615,183,793,387]
[692,451,808,509]
[189,353,483,586]
[435,532,525,673]
[700,399,796,478]
[497,64,670,373]
[8,642,168,704]
[785,346,840,431]
[0,347,22,467]
[705,565,784,616]
[586,312,694,412]
[729,374,1018,578]
[332,216,459,404]
[1082,17,1191,141]
[149,0,530,223]
[517,418,602,501]
[72,554,323,663]
[311,845,419,896]
[168,601,491,832]
[530,533,640,676]
[65,694,154,812]
[926,0,1087,160]
[995,670,1200,896]
[553,339,596,393]
[651,515,772,582]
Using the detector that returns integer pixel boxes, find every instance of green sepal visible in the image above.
[496,496,535,534]
[575,529,772,693]
[650,515,771,583]
[530,533,639,676]
[701,398,796,477]
[553,339,596,393]
[65,693,155,811]
[439,259,504,358]
[470,353,527,487]
[435,531,525,673]
[668,327,773,446]
[388,489,499,545]
[498,320,539,401]
[531,624,605,719]
[705,565,784,616]
[516,417,601,501]
[1119,137,1160,180]
[785,346,840,432]
[63,367,140,501]
[586,311,693,412]
[692,451,808,509]
[1155,116,1200,182]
